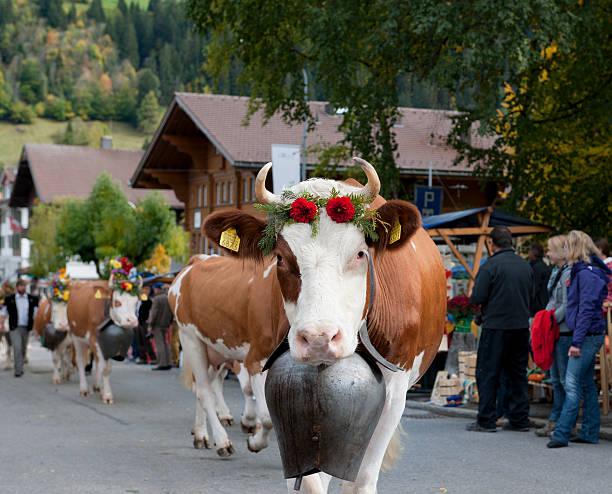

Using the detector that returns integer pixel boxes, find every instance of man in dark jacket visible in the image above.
[3,279,39,377]
[148,283,173,371]
[136,285,155,364]
[466,226,534,432]
[529,243,551,315]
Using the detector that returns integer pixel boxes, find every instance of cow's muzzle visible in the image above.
[294,325,343,363]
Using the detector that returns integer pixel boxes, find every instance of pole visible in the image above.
[301,68,308,182]
[428,161,433,188]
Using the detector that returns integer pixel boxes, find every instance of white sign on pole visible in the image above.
[271,144,301,194]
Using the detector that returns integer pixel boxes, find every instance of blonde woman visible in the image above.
[535,235,571,437]
[548,231,611,448]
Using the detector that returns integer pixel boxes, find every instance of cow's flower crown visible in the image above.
[108,256,140,296]
[254,189,385,255]
[52,268,70,303]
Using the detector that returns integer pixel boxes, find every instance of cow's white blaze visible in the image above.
[51,301,69,330]
[109,290,138,328]
[280,179,370,365]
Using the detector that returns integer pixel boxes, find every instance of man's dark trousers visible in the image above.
[476,328,530,428]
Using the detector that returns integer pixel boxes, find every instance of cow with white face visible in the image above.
[203,158,446,493]
[67,279,139,404]
[33,297,75,384]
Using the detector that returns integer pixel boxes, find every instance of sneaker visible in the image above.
[502,422,530,432]
[534,421,556,437]
[547,439,567,448]
[466,421,497,432]
[14,372,22,377]
[152,365,172,371]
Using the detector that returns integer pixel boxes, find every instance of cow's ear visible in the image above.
[368,200,421,252]
[203,210,267,261]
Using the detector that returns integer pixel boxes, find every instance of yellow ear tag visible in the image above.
[220,227,240,252]
[94,289,102,299]
[389,219,401,244]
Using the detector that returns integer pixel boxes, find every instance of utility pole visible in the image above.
[301,68,308,182]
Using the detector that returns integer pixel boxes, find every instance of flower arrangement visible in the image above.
[447,295,479,321]
[255,189,385,255]
[52,268,70,303]
[0,281,13,306]
[108,256,140,296]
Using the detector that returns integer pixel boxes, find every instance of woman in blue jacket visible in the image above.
[548,231,611,448]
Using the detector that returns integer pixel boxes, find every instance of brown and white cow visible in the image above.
[33,297,75,384]
[170,254,286,456]
[202,158,446,493]
[67,281,139,404]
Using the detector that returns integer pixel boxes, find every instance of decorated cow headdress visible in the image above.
[51,268,70,303]
[108,256,142,296]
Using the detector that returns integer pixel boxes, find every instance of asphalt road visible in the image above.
[1,339,612,494]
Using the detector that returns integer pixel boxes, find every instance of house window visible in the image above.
[221,183,226,203]
[193,210,201,229]
[250,178,255,201]
[228,182,233,203]
[202,184,207,207]
[197,186,202,207]
[243,178,249,202]
[216,183,221,205]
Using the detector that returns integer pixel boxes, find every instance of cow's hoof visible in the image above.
[241,422,257,434]
[220,418,234,427]
[101,396,114,404]
[93,385,101,394]
[52,378,62,385]
[193,438,211,450]
[80,390,89,397]
[246,437,262,453]
[216,444,235,457]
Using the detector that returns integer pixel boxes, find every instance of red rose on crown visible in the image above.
[326,196,355,223]
[290,198,318,223]
[121,257,134,272]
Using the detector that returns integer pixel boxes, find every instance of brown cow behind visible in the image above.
[67,281,139,404]
[33,297,75,384]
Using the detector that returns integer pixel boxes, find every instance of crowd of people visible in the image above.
[0,279,178,376]
[466,226,612,449]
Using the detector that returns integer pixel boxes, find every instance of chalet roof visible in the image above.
[9,144,181,208]
[132,92,494,187]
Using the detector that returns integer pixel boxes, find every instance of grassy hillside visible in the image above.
[0,118,150,168]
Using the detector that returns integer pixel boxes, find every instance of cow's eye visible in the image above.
[356,251,366,260]
[276,254,284,265]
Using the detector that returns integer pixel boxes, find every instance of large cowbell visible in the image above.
[97,324,133,361]
[41,323,68,351]
[265,350,386,482]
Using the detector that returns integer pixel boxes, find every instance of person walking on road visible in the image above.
[466,226,534,433]
[3,280,39,377]
[547,231,611,448]
[535,235,572,437]
[148,283,173,371]
[136,285,156,364]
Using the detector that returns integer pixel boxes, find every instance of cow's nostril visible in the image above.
[331,331,341,343]
[299,335,309,346]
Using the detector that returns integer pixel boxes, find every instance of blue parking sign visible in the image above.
[415,186,442,218]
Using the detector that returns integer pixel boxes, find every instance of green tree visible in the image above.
[136,90,160,134]
[29,203,63,278]
[137,68,160,102]
[45,0,67,29]
[186,0,612,229]
[19,59,45,105]
[129,191,174,266]
[114,84,137,123]
[56,198,97,268]
[86,0,105,23]
[164,222,190,264]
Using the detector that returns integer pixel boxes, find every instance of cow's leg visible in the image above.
[287,473,332,494]
[236,363,257,433]
[93,347,103,394]
[62,339,74,381]
[73,338,90,397]
[100,357,114,404]
[193,387,211,449]
[180,324,234,456]
[211,367,234,426]
[51,348,62,384]
[247,371,273,452]
[340,367,413,494]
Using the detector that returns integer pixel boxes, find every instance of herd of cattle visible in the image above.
[14,159,446,494]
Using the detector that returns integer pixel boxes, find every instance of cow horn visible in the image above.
[352,157,380,202]
[255,162,281,205]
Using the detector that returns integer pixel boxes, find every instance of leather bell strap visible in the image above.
[263,250,399,373]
